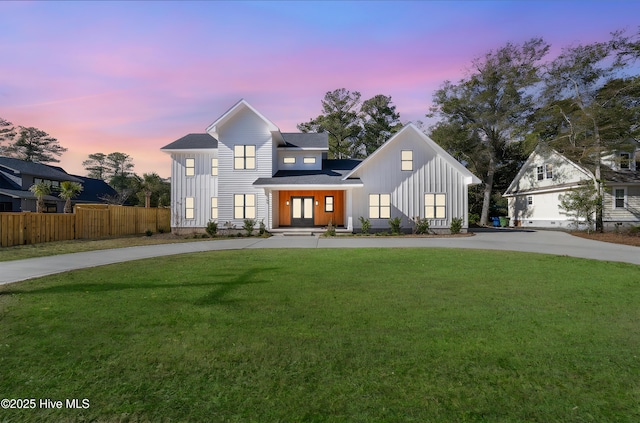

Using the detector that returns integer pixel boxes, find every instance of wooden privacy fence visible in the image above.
[0,205,171,248]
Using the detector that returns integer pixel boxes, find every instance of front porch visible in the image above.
[273,189,348,228]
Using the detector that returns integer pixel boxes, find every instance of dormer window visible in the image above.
[619,152,632,170]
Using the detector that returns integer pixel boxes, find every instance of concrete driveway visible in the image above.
[1,229,638,285]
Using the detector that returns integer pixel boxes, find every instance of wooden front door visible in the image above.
[291,196,314,227]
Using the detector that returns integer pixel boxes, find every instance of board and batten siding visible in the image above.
[351,130,468,230]
[216,109,274,228]
[170,152,218,229]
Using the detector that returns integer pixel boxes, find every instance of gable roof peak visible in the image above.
[206,99,279,138]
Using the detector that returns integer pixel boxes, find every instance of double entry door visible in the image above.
[291,196,314,227]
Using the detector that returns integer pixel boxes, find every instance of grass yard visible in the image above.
[0,234,210,262]
[1,248,639,422]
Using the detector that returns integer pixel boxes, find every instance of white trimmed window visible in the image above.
[211,197,218,219]
[536,165,544,181]
[185,197,195,219]
[283,157,296,164]
[619,152,632,170]
[369,194,391,219]
[545,164,553,179]
[401,150,413,171]
[325,196,334,212]
[234,145,256,170]
[211,158,218,176]
[303,157,316,164]
[425,194,446,219]
[527,195,533,205]
[234,194,256,219]
[185,158,195,176]
[614,188,626,209]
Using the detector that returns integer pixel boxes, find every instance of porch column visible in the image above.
[346,189,353,231]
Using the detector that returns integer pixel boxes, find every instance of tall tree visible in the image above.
[540,28,640,231]
[0,118,15,155]
[298,88,362,159]
[58,181,83,214]
[357,95,402,157]
[429,38,550,226]
[4,126,67,163]
[105,152,134,181]
[82,153,109,180]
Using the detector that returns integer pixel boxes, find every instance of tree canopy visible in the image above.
[429,38,550,225]
[2,126,67,163]
[298,89,402,159]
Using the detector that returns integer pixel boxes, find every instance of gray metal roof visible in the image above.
[161,133,218,150]
[0,156,82,182]
[0,188,61,201]
[281,133,328,149]
[253,159,362,186]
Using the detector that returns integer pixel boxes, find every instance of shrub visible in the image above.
[413,217,430,234]
[325,220,336,236]
[158,227,166,234]
[243,219,256,236]
[145,229,153,237]
[468,213,480,226]
[259,219,267,236]
[205,220,218,237]
[450,217,463,234]
[388,217,402,235]
[359,216,371,235]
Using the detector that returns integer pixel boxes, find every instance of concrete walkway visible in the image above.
[1,229,638,285]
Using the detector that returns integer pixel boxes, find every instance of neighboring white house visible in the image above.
[161,99,481,234]
[504,145,640,230]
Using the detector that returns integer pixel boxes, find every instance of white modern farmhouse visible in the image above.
[161,100,480,234]
[504,144,640,229]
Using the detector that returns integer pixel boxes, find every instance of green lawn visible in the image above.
[1,248,639,422]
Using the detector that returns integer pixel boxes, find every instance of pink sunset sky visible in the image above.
[1,1,638,179]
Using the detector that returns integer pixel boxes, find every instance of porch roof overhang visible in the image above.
[253,175,363,191]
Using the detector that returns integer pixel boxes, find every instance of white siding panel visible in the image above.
[217,109,273,227]
[170,152,218,229]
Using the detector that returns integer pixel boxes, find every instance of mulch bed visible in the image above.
[571,231,640,247]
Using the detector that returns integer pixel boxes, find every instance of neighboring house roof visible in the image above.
[0,188,60,201]
[601,168,640,184]
[161,133,218,151]
[73,176,118,203]
[281,133,329,150]
[0,172,20,190]
[0,156,82,182]
[254,159,362,188]
[344,124,481,185]
[206,99,279,139]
